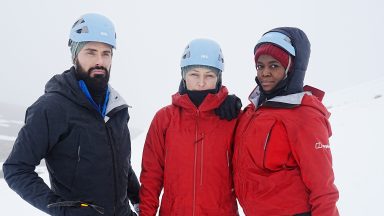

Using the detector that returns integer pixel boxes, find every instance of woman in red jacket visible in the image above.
[140,38,241,216]
[233,27,339,216]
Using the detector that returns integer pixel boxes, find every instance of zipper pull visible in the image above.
[77,146,81,162]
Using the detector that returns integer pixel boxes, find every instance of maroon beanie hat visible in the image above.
[254,44,290,69]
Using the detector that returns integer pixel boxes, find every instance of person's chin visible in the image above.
[91,74,106,79]
[261,85,273,91]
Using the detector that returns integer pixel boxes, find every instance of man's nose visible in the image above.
[95,54,105,65]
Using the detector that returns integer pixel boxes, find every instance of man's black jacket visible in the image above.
[3,67,140,216]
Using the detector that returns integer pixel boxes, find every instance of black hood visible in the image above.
[255,27,311,95]
[44,67,96,110]
[45,67,128,117]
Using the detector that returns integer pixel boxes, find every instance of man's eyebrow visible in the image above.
[83,48,97,52]
[83,48,112,54]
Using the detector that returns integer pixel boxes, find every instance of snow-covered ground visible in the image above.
[0,164,50,215]
[1,77,384,215]
[323,77,384,215]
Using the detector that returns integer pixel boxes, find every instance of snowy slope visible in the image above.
[0,103,49,215]
[0,165,49,215]
[1,77,384,215]
[323,77,384,215]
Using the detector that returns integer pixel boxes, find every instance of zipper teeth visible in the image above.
[200,134,204,185]
[236,114,257,166]
[106,125,118,212]
[193,137,197,211]
[193,110,199,216]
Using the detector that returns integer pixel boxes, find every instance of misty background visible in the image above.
[1,0,383,215]
[2,0,383,130]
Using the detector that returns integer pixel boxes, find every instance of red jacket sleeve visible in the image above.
[140,108,170,216]
[287,115,339,216]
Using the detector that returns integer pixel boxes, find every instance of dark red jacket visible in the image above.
[233,90,339,216]
[140,86,239,216]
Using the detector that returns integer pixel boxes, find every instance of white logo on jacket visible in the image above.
[315,141,331,149]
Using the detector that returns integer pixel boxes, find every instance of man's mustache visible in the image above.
[88,66,109,76]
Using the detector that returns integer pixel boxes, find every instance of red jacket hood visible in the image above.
[172,86,229,112]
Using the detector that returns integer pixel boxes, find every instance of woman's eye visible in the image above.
[256,65,263,71]
[271,64,280,69]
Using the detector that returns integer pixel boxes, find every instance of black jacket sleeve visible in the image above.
[2,98,66,215]
[127,165,140,205]
[214,94,242,121]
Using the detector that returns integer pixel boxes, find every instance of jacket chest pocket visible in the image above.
[244,118,293,171]
[242,118,276,170]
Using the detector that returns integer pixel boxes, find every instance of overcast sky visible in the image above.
[1,0,383,129]
[1,1,384,214]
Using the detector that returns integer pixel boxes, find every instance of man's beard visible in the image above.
[75,61,110,93]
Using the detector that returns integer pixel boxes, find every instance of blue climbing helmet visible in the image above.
[180,38,224,71]
[68,13,116,48]
[254,31,295,56]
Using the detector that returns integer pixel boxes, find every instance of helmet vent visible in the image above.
[72,18,85,28]
[182,51,191,59]
[283,36,292,43]
[218,53,224,63]
[76,26,89,34]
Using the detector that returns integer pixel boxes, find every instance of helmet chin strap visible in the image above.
[284,56,292,79]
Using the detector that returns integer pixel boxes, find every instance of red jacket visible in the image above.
[140,86,239,216]
[233,90,339,216]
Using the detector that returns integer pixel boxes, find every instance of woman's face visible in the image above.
[185,67,218,91]
[256,54,286,93]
